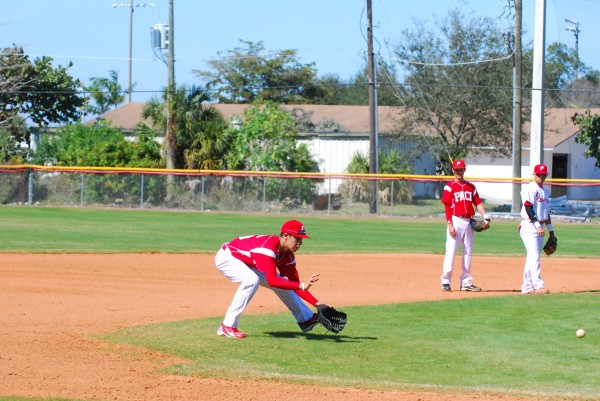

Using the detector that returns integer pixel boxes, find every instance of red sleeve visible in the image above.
[254,253,301,290]
[445,204,453,223]
[278,254,319,306]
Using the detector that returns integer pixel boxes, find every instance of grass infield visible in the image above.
[103,293,600,399]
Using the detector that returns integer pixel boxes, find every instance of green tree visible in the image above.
[317,60,402,106]
[571,110,600,167]
[194,40,329,104]
[341,149,413,204]
[32,122,161,168]
[545,42,600,108]
[545,42,579,100]
[84,70,126,114]
[225,101,319,201]
[31,122,162,205]
[559,73,600,108]
[0,117,28,163]
[0,49,83,127]
[389,9,515,167]
[0,46,83,152]
[143,85,230,169]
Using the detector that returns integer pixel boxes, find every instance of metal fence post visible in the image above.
[262,178,266,212]
[28,169,33,205]
[391,180,395,215]
[140,174,144,209]
[80,174,84,207]
[327,177,332,215]
[201,176,205,211]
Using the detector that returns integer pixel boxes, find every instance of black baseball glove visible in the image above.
[316,304,347,334]
[470,218,490,232]
[543,234,558,256]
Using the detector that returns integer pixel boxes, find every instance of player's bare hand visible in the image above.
[537,227,545,236]
[300,274,319,291]
[449,226,457,237]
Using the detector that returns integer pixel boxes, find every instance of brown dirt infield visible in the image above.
[1,253,598,401]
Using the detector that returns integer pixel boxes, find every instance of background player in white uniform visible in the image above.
[440,159,490,292]
[519,164,554,294]
[214,219,331,338]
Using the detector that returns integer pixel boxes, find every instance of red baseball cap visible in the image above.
[281,220,310,238]
[533,164,548,175]
[452,159,466,170]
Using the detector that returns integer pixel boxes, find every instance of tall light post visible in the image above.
[565,18,581,80]
[112,2,154,103]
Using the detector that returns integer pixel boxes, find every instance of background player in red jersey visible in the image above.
[440,160,490,292]
[214,219,329,338]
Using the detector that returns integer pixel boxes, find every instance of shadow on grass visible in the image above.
[264,331,378,342]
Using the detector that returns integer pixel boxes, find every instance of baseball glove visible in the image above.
[317,305,347,334]
[543,234,558,256]
[470,218,490,232]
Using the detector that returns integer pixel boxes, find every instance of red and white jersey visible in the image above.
[520,181,551,221]
[441,179,482,218]
[225,234,318,305]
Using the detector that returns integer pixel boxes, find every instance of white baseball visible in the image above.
[576,329,585,338]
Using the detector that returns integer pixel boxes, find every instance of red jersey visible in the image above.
[225,234,318,305]
[441,179,482,220]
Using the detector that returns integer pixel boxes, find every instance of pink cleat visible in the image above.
[217,324,247,338]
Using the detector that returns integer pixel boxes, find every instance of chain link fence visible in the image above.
[2,166,599,217]
[0,167,442,216]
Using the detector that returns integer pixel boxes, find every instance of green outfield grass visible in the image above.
[103,293,600,400]
[1,206,599,257]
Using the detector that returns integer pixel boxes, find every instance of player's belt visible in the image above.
[523,219,549,224]
[455,214,472,218]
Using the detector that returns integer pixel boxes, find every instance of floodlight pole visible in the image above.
[565,19,581,80]
[112,2,154,103]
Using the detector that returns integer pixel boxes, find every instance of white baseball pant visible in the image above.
[215,246,314,328]
[519,221,545,293]
[441,216,475,287]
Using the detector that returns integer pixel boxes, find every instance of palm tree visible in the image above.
[85,70,125,114]
[341,149,414,204]
[143,85,230,169]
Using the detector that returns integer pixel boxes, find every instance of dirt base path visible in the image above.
[1,253,598,401]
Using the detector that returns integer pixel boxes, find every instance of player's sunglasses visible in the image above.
[454,168,465,172]
[535,173,548,177]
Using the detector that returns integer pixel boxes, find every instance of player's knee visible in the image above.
[243,275,260,288]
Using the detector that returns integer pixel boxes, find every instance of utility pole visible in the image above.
[511,0,523,213]
[367,0,378,214]
[166,0,176,172]
[165,0,176,201]
[565,19,580,80]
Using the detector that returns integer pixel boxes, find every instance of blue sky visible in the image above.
[3,0,599,103]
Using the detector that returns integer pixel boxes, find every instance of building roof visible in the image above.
[94,102,402,134]
[94,102,598,148]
